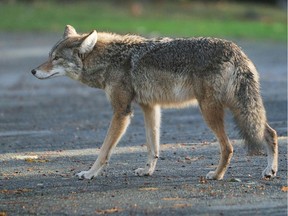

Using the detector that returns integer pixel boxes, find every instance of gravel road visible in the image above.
[0,33,287,215]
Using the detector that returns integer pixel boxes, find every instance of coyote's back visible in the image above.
[130,37,254,108]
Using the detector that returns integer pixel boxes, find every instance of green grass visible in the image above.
[0,1,286,41]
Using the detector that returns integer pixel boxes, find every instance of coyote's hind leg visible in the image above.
[262,123,278,178]
[200,102,233,180]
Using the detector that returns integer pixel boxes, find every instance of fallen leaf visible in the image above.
[173,203,192,208]
[0,188,30,194]
[95,207,122,215]
[199,176,207,184]
[162,197,184,201]
[0,211,7,216]
[228,178,242,182]
[25,158,49,163]
[15,155,38,160]
[281,186,288,192]
[139,187,158,191]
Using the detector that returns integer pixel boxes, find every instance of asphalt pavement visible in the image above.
[0,33,287,215]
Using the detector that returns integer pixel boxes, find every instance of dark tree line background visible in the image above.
[0,0,286,6]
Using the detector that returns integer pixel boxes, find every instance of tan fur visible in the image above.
[31,25,278,180]
[135,104,161,176]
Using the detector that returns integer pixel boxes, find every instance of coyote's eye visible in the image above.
[53,56,60,61]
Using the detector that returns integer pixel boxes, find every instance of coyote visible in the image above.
[31,25,278,180]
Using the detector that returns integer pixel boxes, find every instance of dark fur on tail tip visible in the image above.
[246,142,265,156]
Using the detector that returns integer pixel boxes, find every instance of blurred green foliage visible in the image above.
[0,1,286,40]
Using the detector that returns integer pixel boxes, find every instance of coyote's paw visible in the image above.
[76,171,95,180]
[206,171,223,180]
[262,167,277,179]
[134,168,152,177]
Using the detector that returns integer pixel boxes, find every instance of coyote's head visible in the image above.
[31,25,97,80]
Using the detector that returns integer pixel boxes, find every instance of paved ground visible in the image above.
[0,33,287,215]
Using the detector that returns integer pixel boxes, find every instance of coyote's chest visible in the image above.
[133,75,196,108]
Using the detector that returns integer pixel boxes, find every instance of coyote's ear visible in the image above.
[63,25,77,38]
[79,30,98,54]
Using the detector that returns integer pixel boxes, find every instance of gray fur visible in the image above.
[32,25,278,180]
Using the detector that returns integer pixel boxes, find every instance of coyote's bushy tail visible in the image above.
[230,64,267,155]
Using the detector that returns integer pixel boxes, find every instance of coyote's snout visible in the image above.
[31,61,64,79]
[32,25,278,181]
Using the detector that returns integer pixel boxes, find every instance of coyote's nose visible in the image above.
[31,69,36,75]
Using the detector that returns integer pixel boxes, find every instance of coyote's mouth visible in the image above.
[37,72,60,80]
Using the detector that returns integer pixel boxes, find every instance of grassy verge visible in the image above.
[0,1,286,41]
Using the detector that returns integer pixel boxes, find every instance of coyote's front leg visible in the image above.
[76,108,132,180]
[135,105,161,176]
